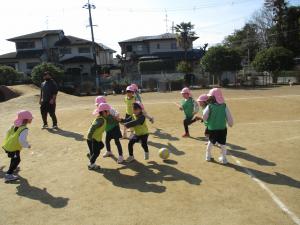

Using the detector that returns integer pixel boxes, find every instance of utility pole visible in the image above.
[171,21,175,34]
[164,9,169,33]
[83,0,99,91]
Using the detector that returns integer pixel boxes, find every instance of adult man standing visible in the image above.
[40,71,58,129]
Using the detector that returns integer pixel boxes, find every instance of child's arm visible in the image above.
[142,110,154,123]
[225,107,234,127]
[135,92,142,103]
[202,105,210,122]
[87,118,104,140]
[124,115,145,128]
[193,99,200,115]
[18,129,31,148]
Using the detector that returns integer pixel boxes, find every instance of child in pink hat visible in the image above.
[177,87,201,137]
[2,110,33,182]
[202,88,234,164]
[86,103,110,170]
[95,96,119,117]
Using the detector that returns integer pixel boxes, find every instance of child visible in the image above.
[123,85,136,139]
[2,110,33,182]
[130,84,154,124]
[87,103,110,170]
[202,88,233,164]
[94,96,124,163]
[122,102,149,162]
[197,94,210,138]
[178,87,200,138]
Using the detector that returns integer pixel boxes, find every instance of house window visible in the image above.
[16,41,35,49]
[26,62,39,70]
[171,42,177,49]
[156,43,160,49]
[137,45,143,52]
[59,48,71,55]
[78,47,90,53]
[126,45,132,52]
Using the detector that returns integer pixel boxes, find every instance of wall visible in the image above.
[149,40,186,54]
[121,42,149,56]
[17,58,41,74]
[15,39,43,50]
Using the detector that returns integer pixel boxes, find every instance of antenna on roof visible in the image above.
[164,9,169,33]
[45,16,49,30]
[171,21,175,34]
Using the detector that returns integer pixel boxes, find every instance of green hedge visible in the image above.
[139,60,176,74]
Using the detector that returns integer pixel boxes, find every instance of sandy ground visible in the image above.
[0,85,299,225]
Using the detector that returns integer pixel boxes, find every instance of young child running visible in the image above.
[1,110,33,182]
[122,102,149,162]
[94,96,124,163]
[86,103,110,170]
[130,83,154,123]
[123,85,136,139]
[202,88,233,164]
[178,87,200,137]
[197,94,210,139]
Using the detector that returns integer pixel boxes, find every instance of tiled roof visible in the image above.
[7,30,63,41]
[0,52,17,59]
[60,56,94,64]
[119,33,198,43]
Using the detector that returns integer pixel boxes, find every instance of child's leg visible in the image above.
[87,140,93,156]
[183,119,190,134]
[90,141,104,164]
[140,135,149,153]
[105,135,112,153]
[6,151,21,174]
[205,141,213,161]
[114,138,123,156]
[128,135,139,156]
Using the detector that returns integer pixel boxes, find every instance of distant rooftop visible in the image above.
[7,30,64,41]
[119,33,198,44]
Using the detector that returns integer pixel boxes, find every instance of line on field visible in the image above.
[238,119,300,125]
[231,156,300,225]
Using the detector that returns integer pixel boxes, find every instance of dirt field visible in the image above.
[0,85,299,225]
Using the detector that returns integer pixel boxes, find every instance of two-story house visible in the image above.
[0,30,115,78]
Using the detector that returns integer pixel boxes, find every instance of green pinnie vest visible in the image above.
[90,116,107,142]
[125,96,135,116]
[133,115,148,136]
[181,97,194,119]
[2,125,28,152]
[207,103,227,130]
[105,115,119,132]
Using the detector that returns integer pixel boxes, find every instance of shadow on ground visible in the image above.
[0,167,69,208]
[97,161,201,193]
[148,141,185,156]
[46,128,85,141]
[150,128,179,141]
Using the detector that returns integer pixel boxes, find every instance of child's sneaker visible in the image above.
[4,174,19,182]
[103,151,114,158]
[205,155,212,162]
[218,156,228,164]
[88,164,100,170]
[52,125,58,129]
[117,155,124,164]
[182,133,190,138]
[42,124,48,129]
[126,156,135,163]
[144,152,149,160]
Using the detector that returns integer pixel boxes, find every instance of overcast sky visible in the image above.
[0,0,299,55]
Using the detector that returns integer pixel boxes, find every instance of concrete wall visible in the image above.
[17,58,41,74]
[149,40,186,53]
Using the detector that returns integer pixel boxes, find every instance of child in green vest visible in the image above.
[197,94,209,139]
[122,85,136,139]
[122,102,149,162]
[178,87,200,138]
[87,103,110,170]
[203,88,233,164]
[2,110,33,182]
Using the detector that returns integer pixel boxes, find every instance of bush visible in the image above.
[139,60,175,74]
[31,63,64,85]
[176,61,193,73]
[0,65,21,85]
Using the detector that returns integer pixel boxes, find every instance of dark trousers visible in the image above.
[183,117,197,134]
[87,139,104,164]
[106,136,123,156]
[40,102,57,126]
[6,151,21,175]
[128,134,149,156]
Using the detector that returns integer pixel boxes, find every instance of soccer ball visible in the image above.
[159,148,170,160]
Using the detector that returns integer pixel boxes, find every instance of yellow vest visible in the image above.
[125,96,135,116]
[133,115,148,136]
[91,116,106,142]
[2,125,27,152]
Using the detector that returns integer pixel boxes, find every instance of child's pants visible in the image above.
[87,140,104,164]
[106,136,123,156]
[183,117,197,134]
[128,134,149,156]
[6,151,21,175]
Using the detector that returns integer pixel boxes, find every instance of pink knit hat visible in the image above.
[197,94,209,102]
[95,96,106,105]
[14,110,33,127]
[130,84,138,92]
[93,103,111,115]
[180,87,191,96]
[126,85,135,92]
[208,88,225,104]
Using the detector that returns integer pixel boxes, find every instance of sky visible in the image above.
[0,0,299,55]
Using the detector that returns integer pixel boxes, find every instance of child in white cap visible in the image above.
[177,87,200,138]
[202,88,233,164]
[2,110,33,182]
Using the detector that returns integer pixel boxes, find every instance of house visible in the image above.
[0,30,116,78]
[119,33,203,61]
